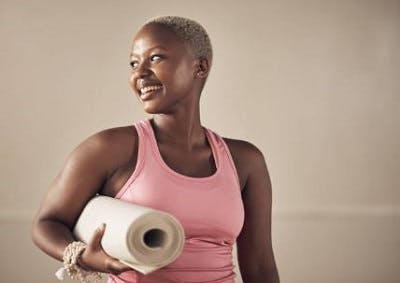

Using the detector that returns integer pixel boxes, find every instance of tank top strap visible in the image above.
[206,129,241,190]
[114,120,147,199]
[202,126,221,173]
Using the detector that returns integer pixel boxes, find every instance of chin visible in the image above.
[142,104,165,114]
[142,99,177,114]
[143,108,159,114]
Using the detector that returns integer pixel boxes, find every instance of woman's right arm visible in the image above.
[30,129,134,274]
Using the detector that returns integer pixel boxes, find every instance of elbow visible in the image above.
[30,217,40,247]
[30,214,47,248]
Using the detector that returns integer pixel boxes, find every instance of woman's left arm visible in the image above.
[236,143,280,283]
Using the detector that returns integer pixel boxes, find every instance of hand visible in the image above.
[78,223,136,275]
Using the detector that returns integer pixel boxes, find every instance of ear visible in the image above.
[195,58,210,79]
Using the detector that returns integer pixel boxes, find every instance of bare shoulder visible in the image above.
[222,137,267,191]
[68,126,138,173]
[222,137,265,158]
[85,124,137,149]
[34,124,138,227]
[79,125,138,171]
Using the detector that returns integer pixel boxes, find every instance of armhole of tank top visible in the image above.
[115,122,145,199]
[217,134,241,191]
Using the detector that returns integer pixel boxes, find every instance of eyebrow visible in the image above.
[129,45,168,58]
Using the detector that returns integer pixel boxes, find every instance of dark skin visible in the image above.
[31,23,279,283]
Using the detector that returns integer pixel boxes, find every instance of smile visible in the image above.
[140,85,163,95]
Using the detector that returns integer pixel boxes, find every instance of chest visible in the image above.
[122,172,244,240]
[101,139,246,197]
[156,143,217,178]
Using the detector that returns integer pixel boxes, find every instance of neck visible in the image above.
[150,112,205,151]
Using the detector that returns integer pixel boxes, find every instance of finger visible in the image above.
[108,260,134,273]
[88,223,106,249]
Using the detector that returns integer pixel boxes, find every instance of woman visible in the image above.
[31,16,280,283]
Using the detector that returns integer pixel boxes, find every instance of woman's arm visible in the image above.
[30,128,135,274]
[236,143,280,283]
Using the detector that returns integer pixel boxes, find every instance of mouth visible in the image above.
[139,84,163,96]
[138,84,163,100]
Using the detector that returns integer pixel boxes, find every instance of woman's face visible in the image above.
[129,24,199,114]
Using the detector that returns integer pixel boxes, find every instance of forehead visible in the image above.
[130,24,187,57]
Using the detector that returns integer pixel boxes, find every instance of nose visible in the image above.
[132,60,152,79]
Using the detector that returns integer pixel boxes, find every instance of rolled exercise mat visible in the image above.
[72,195,185,275]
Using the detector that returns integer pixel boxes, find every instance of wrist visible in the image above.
[76,248,92,271]
[54,241,102,282]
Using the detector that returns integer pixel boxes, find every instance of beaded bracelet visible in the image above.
[55,241,103,282]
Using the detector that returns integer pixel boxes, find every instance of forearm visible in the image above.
[31,218,75,262]
[241,266,280,283]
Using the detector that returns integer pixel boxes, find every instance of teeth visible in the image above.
[140,85,163,94]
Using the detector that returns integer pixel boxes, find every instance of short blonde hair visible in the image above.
[144,16,213,64]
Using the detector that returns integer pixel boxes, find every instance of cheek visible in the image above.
[170,62,194,89]
[128,73,139,93]
[128,73,135,87]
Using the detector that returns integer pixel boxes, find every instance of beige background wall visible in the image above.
[1,0,399,282]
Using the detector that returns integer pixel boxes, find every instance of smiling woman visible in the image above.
[31,16,280,283]
[128,19,211,114]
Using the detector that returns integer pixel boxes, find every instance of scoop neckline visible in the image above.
[144,118,220,181]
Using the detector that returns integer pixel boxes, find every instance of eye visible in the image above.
[129,61,138,69]
[150,55,163,62]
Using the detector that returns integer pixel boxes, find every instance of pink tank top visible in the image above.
[107,118,245,283]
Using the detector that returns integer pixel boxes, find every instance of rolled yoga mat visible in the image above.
[72,195,185,275]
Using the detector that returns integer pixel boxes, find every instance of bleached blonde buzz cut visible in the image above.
[144,16,213,65]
